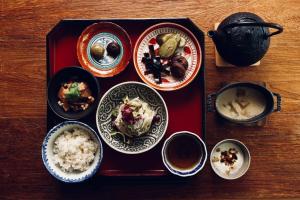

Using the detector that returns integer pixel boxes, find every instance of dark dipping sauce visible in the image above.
[166,134,203,170]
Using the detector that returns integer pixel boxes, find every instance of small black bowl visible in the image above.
[47,66,100,120]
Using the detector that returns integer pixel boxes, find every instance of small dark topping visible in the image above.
[142,45,165,84]
[170,62,186,79]
[107,41,121,58]
[149,45,155,57]
[168,55,188,79]
[220,148,238,166]
[171,55,188,70]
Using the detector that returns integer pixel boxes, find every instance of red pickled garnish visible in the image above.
[184,46,191,54]
[154,48,159,56]
[121,105,135,125]
[161,78,169,83]
[149,38,156,45]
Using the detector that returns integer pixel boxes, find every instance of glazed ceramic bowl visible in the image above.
[134,22,202,91]
[47,66,100,120]
[77,22,132,77]
[41,121,103,183]
[162,131,207,177]
[210,139,251,180]
[96,81,168,154]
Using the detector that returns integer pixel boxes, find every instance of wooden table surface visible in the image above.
[1,0,300,199]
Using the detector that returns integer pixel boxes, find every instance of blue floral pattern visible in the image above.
[41,121,103,183]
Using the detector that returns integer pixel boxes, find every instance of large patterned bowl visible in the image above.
[96,82,168,154]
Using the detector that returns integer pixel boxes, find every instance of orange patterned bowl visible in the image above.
[77,22,132,77]
[133,22,202,91]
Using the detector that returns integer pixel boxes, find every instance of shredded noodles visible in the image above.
[112,96,156,138]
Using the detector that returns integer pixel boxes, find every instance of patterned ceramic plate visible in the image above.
[134,23,202,91]
[77,22,132,77]
[96,82,168,154]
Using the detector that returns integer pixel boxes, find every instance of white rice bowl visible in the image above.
[42,121,103,183]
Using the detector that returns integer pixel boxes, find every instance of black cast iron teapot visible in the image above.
[208,12,283,66]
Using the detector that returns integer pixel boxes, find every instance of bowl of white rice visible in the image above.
[42,121,103,183]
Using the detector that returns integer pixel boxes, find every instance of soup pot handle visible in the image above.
[273,93,281,112]
[207,93,217,112]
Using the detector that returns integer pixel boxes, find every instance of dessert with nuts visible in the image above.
[211,142,244,176]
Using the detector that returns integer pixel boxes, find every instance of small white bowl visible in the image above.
[210,139,251,180]
[42,121,103,183]
[162,131,207,177]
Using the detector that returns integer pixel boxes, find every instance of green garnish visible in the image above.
[65,82,80,100]
[127,124,134,132]
[111,108,119,118]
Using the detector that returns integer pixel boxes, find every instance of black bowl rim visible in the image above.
[47,66,100,120]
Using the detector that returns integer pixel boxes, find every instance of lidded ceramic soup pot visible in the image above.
[207,82,281,124]
[207,12,283,66]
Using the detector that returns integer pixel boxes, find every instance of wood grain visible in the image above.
[1,0,300,199]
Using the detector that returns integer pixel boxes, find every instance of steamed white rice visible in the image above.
[52,128,98,173]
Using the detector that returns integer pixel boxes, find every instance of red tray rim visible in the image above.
[46,18,206,177]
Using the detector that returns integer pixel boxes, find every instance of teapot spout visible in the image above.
[207,30,219,45]
[207,30,217,38]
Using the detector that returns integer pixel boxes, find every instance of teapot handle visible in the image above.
[222,22,283,38]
